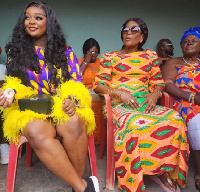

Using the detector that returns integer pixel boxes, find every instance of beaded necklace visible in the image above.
[182,56,200,65]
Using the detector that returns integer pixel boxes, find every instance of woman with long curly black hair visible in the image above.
[0,1,99,192]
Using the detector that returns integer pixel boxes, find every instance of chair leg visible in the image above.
[6,142,19,192]
[26,142,32,168]
[106,122,115,190]
[88,134,98,178]
[98,119,107,159]
[18,146,22,158]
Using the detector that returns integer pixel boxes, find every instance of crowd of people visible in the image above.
[0,1,199,192]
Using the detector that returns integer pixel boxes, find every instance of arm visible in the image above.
[93,53,112,94]
[79,52,93,74]
[0,76,37,110]
[162,58,191,102]
[93,53,140,109]
[148,51,165,94]
[139,51,164,112]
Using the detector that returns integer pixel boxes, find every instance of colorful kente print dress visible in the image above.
[174,63,200,123]
[94,49,189,192]
[1,46,95,145]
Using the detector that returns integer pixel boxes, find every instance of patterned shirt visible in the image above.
[27,46,82,94]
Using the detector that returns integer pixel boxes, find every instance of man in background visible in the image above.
[157,39,174,72]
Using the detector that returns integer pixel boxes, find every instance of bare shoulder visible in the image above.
[162,57,183,81]
[164,57,183,68]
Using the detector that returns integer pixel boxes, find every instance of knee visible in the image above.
[24,121,54,148]
[58,115,86,139]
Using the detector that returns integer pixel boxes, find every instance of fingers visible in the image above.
[125,98,139,109]
[62,99,76,116]
[0,91,14,109]
[143,99,156,113]
[0,97,7,107]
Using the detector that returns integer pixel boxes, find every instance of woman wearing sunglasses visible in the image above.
[94,18,188,192]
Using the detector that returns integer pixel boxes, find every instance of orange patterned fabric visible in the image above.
[78,58,103,144]
[94,50,189,192]
[78,58,100,89]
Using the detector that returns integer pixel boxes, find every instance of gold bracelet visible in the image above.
[108,87,122,99]
[191,93,196,104]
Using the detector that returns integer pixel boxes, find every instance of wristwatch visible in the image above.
[4,88,16,98]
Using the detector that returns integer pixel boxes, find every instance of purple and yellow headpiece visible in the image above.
[180,27,200,46]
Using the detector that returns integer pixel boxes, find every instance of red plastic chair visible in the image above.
[6,134,98,192]
[99,93,172,190]
[161,92,174,108]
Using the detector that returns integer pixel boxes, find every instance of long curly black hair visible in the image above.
[121,18,148,51]
[5,1,70,85]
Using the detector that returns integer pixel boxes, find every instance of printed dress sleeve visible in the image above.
[93,52,113,89]
[65,46,82,82]
[147,50,165,92]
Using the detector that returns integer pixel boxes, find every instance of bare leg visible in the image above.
[156,173,178,192]
[194,150,200,175]
[23,119,87,192]
[56,114,88,177]
[193,150,200,189]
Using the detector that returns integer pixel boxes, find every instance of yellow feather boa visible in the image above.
[0,76,95,145]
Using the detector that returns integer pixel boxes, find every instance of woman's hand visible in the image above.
[139,92,159,113]
[120,92,140,110]
[62,98,76,116]
[0,90,15,109]
[84,51,94,64]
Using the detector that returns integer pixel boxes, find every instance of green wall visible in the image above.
[0,0,199,63]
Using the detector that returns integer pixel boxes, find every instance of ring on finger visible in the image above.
[130,99,135,103]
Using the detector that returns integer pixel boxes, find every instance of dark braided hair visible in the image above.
[121,18,148,51]
[5,1,70,85]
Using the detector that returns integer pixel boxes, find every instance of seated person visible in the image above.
[78,38,102,145]
[0,2,99,192]
[157,39,174,72]
[94,17,189,192]
[162,27,200,191]
[78,38,100,90]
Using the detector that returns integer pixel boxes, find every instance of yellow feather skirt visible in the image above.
[0,76,95,145]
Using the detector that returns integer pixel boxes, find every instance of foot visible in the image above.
[157,173,179,192]
[72,176,99,192]
[194,175,200,191]
[83,176,99,192]
[151,173,180,192]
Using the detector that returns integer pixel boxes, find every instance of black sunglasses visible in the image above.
[121,26,140,34]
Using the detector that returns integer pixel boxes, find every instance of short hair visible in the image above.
[121,18,148,50]
[82,38,100,55]
[157,39,171,50]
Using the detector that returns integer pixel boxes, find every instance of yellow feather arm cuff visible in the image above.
[52,80,95,135]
